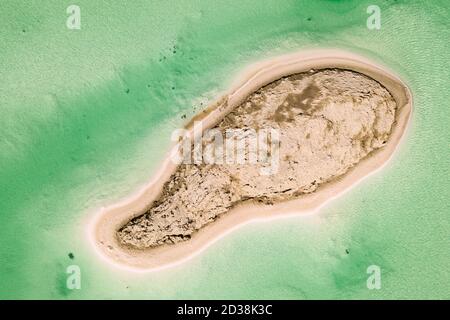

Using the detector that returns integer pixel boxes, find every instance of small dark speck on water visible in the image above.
[345,249,350,255]
[125,88,130,94]
[172,87,175,90]
[307,17,312,21]
[68,253,75,259]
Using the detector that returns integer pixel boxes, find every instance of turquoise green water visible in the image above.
[0,0,449,299]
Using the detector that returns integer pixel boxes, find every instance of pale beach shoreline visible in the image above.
[89,49,413,271]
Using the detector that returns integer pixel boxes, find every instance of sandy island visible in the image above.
[90,49,412,271]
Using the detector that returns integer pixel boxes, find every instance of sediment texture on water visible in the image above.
[118,69,397,249]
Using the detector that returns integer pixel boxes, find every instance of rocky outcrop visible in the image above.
[117,69,396,249]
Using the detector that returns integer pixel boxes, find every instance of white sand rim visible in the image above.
[89,49,412,271]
